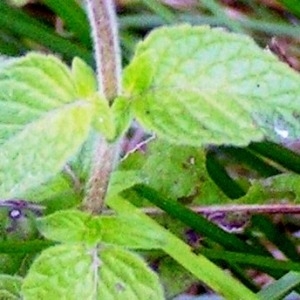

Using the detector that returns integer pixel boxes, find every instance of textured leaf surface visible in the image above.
[38,208,167,249]
[97,247,164,299]
[0,52,97,198]
[22,244,164,300]
[0,53,76,144]
[99,214,168,249]
[37,210,99,244]
[0,275,22,300]
[0,101,93,198]
[124,25,300,146]
[22,244,95,300]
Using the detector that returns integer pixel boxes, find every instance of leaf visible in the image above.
[0,275,22,300]
[36,210,99,245]
[258,271,300,300]
[22,244,96,300]
[108,195,258,300]
[157,257,195,299]
[38,208,167,249]
[0,52,96,198]
[0,101,93,198]
[99,214,168,249]
[111,96,132,141]
[22,244,164,300]
[91,93,116,140]
[71,57,97,98]
[0,52,77,144]
[119,139,230,205]
[124,25,300,146]
[97,247,164,299]
[22,172,81,213]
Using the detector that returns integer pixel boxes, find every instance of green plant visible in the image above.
[0,0,299,299]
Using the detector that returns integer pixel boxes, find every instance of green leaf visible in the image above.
[123,51,154,95]
[258,271,300,300]
[37,210,99,245]
[108,170,144,197]
[99,214,168,249]
[22,172,81,212]
[111,96,132,140]
[22,244,96,299]
[0,275,22,300]
[22,244,164,300]
[0,101,93,198]
[38,208,167,249]
[157,257,195,299]
[124,25,300,146]
[71,57,97,98]
[97,247,164,299]
[0,52,77,144]
[108,195,258,300]
[141,140,227,201]
[119,139,230,205]
[91,93,116,140]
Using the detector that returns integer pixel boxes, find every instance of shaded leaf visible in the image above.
[97,247,164,299]
[0,275,22,300]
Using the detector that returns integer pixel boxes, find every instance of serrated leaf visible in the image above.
[22,244,164,300]
[0,52,77,144]
[98,247,164,299]
[22,244,96,300]
[0,275,22,299]
[38,208,167,249]
[0,101,93,198]
[71,57,97,98]
[37,210,99,244]
[124,25,300,146]
[99,214,168,249]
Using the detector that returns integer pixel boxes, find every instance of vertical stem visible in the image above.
[83,0,121,214]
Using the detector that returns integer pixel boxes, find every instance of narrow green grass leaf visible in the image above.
[200,249,300,273]
[0,2,91,62]
[108,195,258,299]
[42,0,91,47]
[126,184,261,254]
[124,25,300,146]
[258,271,300,300]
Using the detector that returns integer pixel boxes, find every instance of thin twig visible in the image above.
[102,203,300,215]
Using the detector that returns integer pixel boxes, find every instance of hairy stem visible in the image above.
[83,0,121,214]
